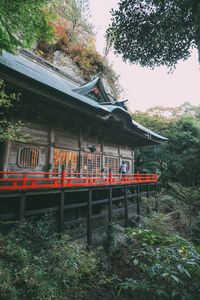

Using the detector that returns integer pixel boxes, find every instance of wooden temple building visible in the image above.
[0,50,167,245]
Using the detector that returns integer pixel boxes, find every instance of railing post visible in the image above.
[61,167,66,187]
[108,169,112,184]
[22,172,27,189]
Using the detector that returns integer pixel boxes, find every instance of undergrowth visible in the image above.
[0,215,200,300]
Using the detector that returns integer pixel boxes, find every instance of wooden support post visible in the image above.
[155,183,158,212]
[47,128,55,174]
[78,129,82,177]
[108,187,112,222]
[146,184,150,215]
[87,189,92,250]
[130,186,134,202]
[19,191,26,220]
[59,189,65,233]
[124,186,128,227]
[136,184,140,222]
[147,184,150,198]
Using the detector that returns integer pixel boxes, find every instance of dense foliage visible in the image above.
[0,216,110,300]
[133,104,200,186]
[107,0,200,67]
[116,227,200,300]
[0,80,25,141]
[132,104,200,242]
[0,0,54,53]
[1,217,200,300]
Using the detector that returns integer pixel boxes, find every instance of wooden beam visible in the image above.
[155,183,158,212]
[87,189,92,250]
[19,191,26,220]
[47,128,55,172]
[108,187,112,222]
[124,186,128,227]
[136,184,140,222]
[59,189,65,233]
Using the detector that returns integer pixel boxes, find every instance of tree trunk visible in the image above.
[197,41,200,65]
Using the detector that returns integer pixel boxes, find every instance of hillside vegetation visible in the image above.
[1,216,200,300]
[36,0,121,98]
[132,103,200,241]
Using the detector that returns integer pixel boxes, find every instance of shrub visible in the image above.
[191,213,200,245]
[0,215,109,300]
[114,228,200,300]
[142,212,174,235]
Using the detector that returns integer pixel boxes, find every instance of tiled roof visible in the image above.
[0,50,168,145]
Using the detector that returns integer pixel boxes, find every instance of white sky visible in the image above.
[89,0,200,112]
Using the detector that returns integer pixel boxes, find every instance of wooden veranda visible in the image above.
[0,171,158,247]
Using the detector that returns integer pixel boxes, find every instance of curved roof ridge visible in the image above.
[0,50,168,145]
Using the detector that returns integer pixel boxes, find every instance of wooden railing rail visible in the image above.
[0,171,158,191]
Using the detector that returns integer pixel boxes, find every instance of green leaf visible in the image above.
[170,274,179,283]
[133,259,139,266]
[162,272,169,277]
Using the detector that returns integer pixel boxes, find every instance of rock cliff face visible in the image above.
[52,50,117,98]
[52,50,85,85]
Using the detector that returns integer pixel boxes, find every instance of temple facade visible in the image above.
[0,50,167,177]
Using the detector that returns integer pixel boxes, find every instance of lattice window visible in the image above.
[104,156,119,174]
[53,149,78,174]
[18,147,40,167]
[81,153,101,175]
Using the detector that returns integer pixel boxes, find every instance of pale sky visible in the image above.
[89,0,200,112]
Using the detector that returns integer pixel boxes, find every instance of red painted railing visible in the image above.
[0,171,158,191]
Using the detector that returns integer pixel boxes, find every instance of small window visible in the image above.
[18,147,40,167]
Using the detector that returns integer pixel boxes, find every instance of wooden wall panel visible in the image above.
[20,124,49,145]
[103,143,119,156]
[81,137,101,153]
[54,130,79,150]
[120,145,133,158]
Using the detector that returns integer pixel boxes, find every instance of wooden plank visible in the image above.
[64,202,87,210]
[25,206,58,216]
[93,198,108,205]
[0,212,18,220]
[64,217,86,226]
